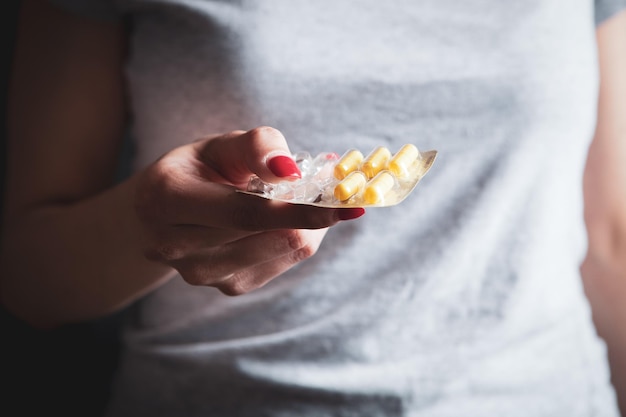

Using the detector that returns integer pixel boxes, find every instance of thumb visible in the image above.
[195,126,301,187]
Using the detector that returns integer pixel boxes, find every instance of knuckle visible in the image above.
[217,278,251,296]
[174,251,235,287]
[151,160,186,197]
[178,264,209,286]
[281,229,306,251]
[148,243,186,263]
[290,241,317,263]
[247,126,282,147]
[135,160,185,218]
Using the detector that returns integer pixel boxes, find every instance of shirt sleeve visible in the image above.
[595,0,626,26]
[47,0,120,21]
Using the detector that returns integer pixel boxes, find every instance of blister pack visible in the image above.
[241,144,438,208]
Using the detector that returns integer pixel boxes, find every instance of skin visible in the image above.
[0,0,624,411]
[580,10,626,413]
[0,0,363,328]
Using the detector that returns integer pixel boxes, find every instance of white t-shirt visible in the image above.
[50,1,626,415]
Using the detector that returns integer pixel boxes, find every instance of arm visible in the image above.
[0,1,363,329]
[0,0,175,328]
[581,9,626,413]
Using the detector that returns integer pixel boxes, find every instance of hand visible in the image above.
[134,126,365,295]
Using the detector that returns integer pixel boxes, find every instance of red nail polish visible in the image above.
[337,207,366,221]
[267,155,301,178]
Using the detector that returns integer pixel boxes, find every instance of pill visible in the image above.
[334,171,367,201]
[363,170,396,204]
[334,149,364,180]
[361,146,392,179]
[388,144,419,178]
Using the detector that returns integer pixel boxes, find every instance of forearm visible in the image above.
[581,232,626,413]
[0,175,176,329]
[581,11,626,412]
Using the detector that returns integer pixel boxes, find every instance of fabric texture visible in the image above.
[596,0,626,23]
[47,0,626,416]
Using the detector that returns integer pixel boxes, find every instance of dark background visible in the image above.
[1,2,124,415]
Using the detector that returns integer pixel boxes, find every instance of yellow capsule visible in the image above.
[388,144,419,178]
[334,149,364,180]
[361,146,392,179]
[363,170,396,204]
[334,171,367,201]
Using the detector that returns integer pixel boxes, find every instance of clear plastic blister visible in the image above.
[240,144,438,208]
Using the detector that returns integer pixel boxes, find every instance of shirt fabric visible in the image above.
[48,0,626,416]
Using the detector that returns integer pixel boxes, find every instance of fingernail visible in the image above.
[337,207,366,221]
[267,155,301,178]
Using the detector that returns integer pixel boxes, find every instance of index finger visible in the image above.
[195,126,301,188]
[172,179,365,231]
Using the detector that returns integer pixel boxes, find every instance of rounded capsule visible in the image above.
[361,146,392,179]
[363,170,396,204]
[334,149,364,180]
[388,144,419,179]
[334,171,367,201]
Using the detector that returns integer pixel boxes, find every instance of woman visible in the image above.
[2,0,625,415]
